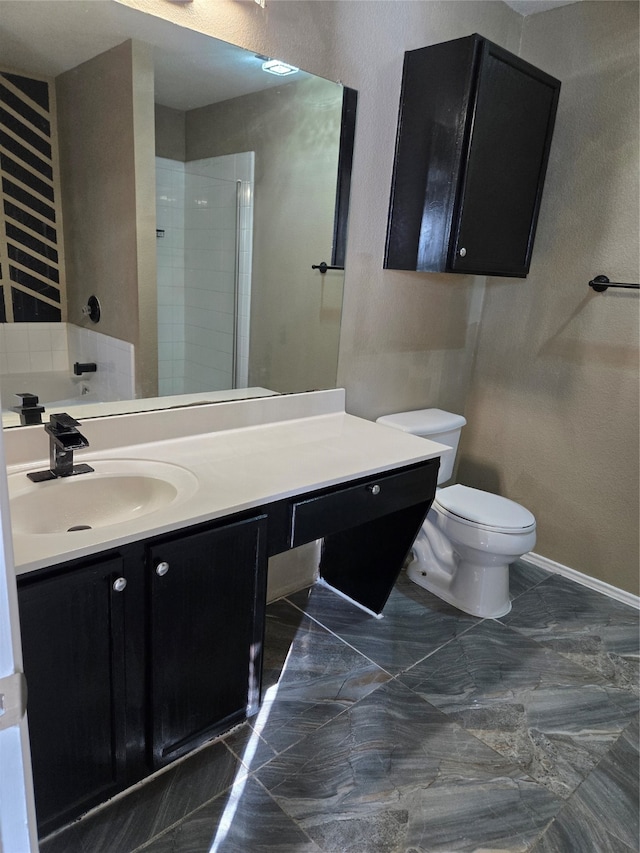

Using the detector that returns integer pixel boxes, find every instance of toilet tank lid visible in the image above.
[376,409,467,434]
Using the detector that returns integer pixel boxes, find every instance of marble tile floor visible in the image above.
[40,562,639,853]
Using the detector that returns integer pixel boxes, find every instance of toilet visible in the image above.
[376,409,536,618]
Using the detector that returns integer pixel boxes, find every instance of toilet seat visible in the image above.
[434,484,536,534]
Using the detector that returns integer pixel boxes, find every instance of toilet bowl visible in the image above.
[407,484,536,617]
[376,410,536,618]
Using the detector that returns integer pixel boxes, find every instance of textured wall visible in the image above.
[57,39,158,397]
[458,1,640,594]
[185,78,343,393]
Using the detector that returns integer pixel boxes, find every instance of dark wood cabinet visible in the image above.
[384,33,561,278]
[147,515,267,766]
[18,513,268,836]
[18,555,129,836]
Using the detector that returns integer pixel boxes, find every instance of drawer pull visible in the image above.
[367,484,381,495]
[113,577,127,593]
[156,561,170,577]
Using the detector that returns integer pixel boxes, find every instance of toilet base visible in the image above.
[406,557,512,619]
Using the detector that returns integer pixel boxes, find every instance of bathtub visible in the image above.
[0,370,100,426]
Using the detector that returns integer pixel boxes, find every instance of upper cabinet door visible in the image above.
[384,34,561,278]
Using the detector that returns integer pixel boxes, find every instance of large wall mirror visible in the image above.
[0,0,355,427]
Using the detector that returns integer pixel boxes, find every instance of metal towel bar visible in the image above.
[588,275,639,292]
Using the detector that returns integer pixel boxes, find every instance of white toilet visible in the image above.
[376,409,536,618]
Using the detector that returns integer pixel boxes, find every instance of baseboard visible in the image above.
[522,552,640,610]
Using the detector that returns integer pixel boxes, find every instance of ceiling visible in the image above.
[502,0,580,15]
[0,0,311,110]
[0,0,582,107]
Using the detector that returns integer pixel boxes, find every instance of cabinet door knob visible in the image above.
[156,561,170,577]
[367,484,381,495]
[459,247,467,257]
[113,577,127,592]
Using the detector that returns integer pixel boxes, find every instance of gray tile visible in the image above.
[530,716,639,852]
[135,778,321,853]
[257,679,561,853]
[256,598,391,754]
[246,696,355,758]
[530,714,639,852]
[223,721,277,772]
[399,619,639,800]
[502,574,640,693]
[263,599,391,700]
[509,559,552,600]
[40,740,244,853]
[288,573,479,675]
[531,821,637,853]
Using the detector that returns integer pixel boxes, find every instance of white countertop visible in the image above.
[7,391,447,575]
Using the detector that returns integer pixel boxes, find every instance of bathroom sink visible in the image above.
[8,459,199,535]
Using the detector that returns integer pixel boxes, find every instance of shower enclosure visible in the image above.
[155,153,254,396]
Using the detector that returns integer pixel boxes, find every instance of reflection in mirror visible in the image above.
[0,0,355,426]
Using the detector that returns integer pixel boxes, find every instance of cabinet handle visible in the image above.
[113,577,127,592]
[367,484,381,495]
[459,247,467,257]
[155,561,170,577]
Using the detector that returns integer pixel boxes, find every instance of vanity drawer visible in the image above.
[289,459,438,547]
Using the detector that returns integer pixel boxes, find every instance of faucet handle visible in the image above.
[48,412,81,432]
[15,392,41,407]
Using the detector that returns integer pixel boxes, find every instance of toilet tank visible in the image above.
[376,409,466,484]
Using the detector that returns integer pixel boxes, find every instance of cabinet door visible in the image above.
[451,41,560,277]
[147,515,267,767]
[18,556,128,836]
[384,34,559,276]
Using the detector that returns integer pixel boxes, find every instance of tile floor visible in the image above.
[40,562,639,853]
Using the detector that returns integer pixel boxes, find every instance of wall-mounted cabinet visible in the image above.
[384,34,561,278]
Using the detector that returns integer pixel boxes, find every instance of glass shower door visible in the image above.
[183,169,240,394]
[156,155,253,397]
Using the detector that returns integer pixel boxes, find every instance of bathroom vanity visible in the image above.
[7,390,445,836]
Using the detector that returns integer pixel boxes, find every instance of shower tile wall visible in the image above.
[0,322,68,374]
[0,322,133,403]
[156,153,254,396]
[66,325,135,402]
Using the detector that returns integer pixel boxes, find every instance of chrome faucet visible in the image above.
[27,413,94,482]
